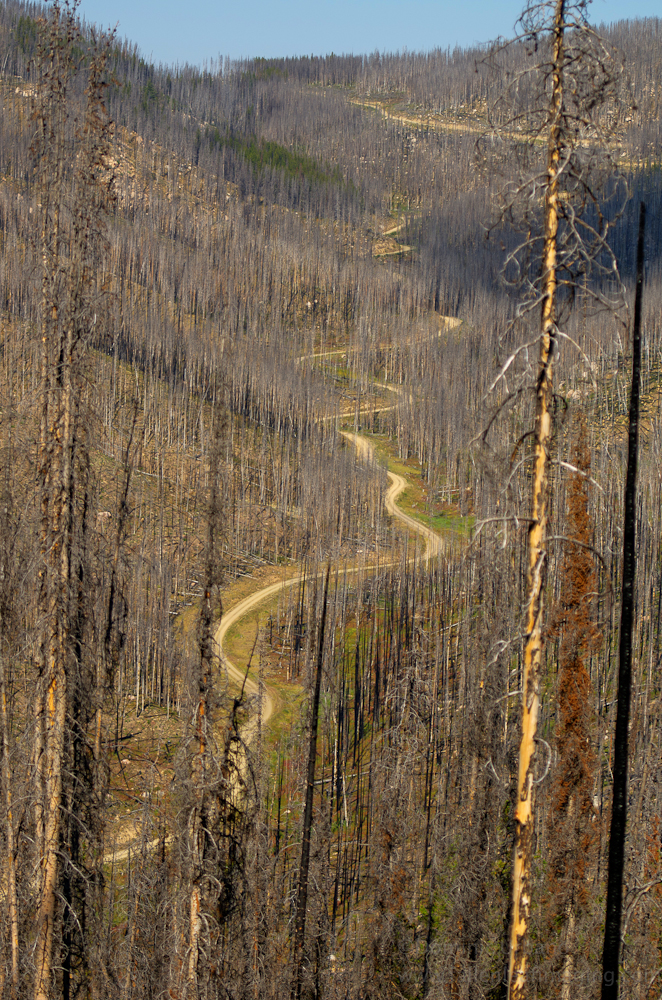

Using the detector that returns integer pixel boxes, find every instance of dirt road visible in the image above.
[215,431,443,736]
[106,432,445,863]
[342,432,443,561]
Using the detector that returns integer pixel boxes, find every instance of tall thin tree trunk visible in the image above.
[31,8,115,995]
[560,900,576,1000]
[291,565,331,1000]
[35,323,74,1000]
[33,15,67,994]
[34,647,67,1000]
[0,653,19,998]
[507,3,564,996]
[601,201,646,1000]
[188,407,223,996]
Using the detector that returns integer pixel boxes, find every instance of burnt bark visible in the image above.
[601,201,646,1000]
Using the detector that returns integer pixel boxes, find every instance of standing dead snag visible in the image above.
[181,403,255,997]
[601,202,646,1000]
[508,8,564,993]
[187,405,224,995]
[478,3,627,996]
[0,513,20,999]
[292,564,331,1000]
[31,4,115,998]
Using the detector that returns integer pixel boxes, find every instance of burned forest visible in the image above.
[1,1,662,997]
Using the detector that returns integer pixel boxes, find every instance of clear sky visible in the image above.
[76,1,660,69]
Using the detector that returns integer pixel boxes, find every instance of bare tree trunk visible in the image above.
[33,20,69,989]
[34,654,67,1000]
[601,201,646,1000]
[0,654,19,998]
[35,230,75,1000]
[188,406,224,997]
[507,3,564,996]
[291,565,331,1000]
[560,900,576,1000]
[31,6,116,995]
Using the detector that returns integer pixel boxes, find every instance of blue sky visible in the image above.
[77,1,660,68]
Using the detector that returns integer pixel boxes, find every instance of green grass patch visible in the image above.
[204,129,357,195]
[265,681,305,746]
[351,429,474,539]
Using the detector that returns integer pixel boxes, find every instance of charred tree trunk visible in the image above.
[31,6,115,997]
[0,651,19,998]
[291,565,331,1000]
[188,409,224,996]
[601,201,646,1000]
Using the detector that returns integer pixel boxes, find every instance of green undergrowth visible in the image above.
[204,129,357,196]
[348,429,474,539]
[219,586,306,746]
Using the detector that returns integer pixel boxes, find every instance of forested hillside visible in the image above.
[1,1,662,997]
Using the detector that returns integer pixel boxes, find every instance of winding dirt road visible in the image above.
[105,431,444,863]
[106,318,463,860]
[342,432,443,561]
[214,578,287,729]
[215,431,444,739]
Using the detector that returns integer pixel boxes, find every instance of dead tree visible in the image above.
[601,202,646,1000]
[31,5,115,998]
[291,565,331,1000]
[186,405,225,996]
[478,3,627,995]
